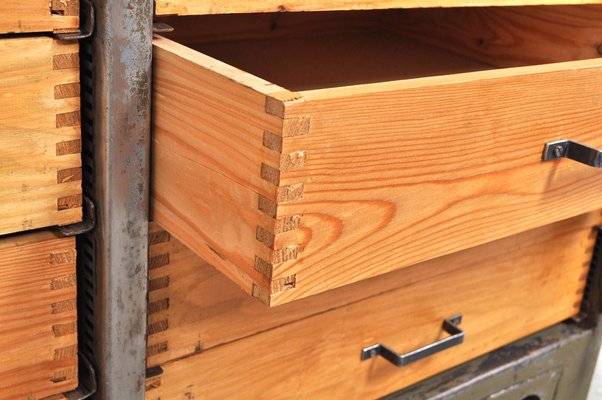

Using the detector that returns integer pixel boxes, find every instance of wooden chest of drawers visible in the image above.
[0,37,82,235]
[146,212,600,399]
[0,231,78,400]
[152,5,602,305]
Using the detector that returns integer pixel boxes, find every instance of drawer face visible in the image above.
[152,6,602,305]
[0,232,78,400]
[145,212,600,399]
[0,37,82,235]
[155,0,602,15]
[0,1,79,34]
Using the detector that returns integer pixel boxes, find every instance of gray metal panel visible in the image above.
[385,323,601,400]
[89,0,152,398]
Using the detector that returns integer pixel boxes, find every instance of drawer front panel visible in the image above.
[146,212,599,399]
[0,37,82,235]
[0,1,79,34]
[0,232,78,400]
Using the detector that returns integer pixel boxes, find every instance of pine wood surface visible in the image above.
[146,212,599,399]
[147,211,600,368]
[385,5,602,68]
[0,1,79,34]
[155,0,602,16]
[0,231,78,400]
[152,6,602,305]
[0,37,82,236]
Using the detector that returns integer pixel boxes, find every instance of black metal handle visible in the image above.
[542,140,602,168]
[360,315,464,367]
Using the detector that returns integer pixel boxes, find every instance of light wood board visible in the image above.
[0,37,82,235]
[0,1,79,34]
[384,5,602,68]
[155,0,602,15]
[0,231,78,400]
[146,211,599,399]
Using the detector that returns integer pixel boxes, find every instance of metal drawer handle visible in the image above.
[360,314,464,367]
[542,140,602,168]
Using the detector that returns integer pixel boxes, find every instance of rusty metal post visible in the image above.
[87,0,152,398]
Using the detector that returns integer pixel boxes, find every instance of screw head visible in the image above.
[369,349,378,358]
[554,145,564,158]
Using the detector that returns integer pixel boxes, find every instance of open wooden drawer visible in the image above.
[146,211,602,398]
[152,5,602,306]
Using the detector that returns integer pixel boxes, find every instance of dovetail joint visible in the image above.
[149,253,170,270]
[148,319,169,335]
[256,226,276,249]
[254,256,273,279]
[149,230,171,245]
[148,298,169,315]
[149,276,170,292]
[271,274,297,294]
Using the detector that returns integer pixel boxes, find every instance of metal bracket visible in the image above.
[542,139,602,168]
[361,315,464,367]
[57,195,96,236]
[153,22,174,34]
[55,0,95,41]
[62,353,97,400]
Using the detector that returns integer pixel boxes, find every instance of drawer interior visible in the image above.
[157,5,602,91]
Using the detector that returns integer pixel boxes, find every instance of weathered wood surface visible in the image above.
[0,1,79,34]
[0,37,82,235]
[152,6,602,305]
[0,232,78,400]
[155,0,602,16]
[146,212,599,399]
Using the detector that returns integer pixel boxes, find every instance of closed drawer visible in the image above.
[145,211,601,399]
[152,6,602,305]
[0,36,82,235]
[0,1,79,34]
[155,0,602,15]
[0,231,78,400]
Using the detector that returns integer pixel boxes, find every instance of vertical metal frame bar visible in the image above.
[90,0,152,398]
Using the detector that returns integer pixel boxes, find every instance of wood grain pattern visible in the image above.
[152,6,602,305]
[146,212,599,399]
[0,231,78,400]
[384,5,602,68]
[152,36,290,298]
[0,1,79,34]
[155,0,602,15]
[0,37,82,235]
[274,58,602,304]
